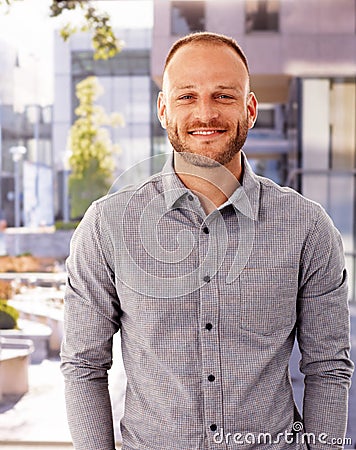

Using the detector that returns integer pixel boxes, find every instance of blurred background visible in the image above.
[0,0,355,297]
[0,0,356,448]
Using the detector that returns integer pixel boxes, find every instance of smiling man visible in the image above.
[157,34,256,174]
[61,32,353,450]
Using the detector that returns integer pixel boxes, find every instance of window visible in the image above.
[71,49,150,77]
[171,1,205,35]
[254,107,275,129]
[245,0,279,33]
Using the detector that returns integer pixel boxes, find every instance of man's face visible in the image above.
[157,42,258,168]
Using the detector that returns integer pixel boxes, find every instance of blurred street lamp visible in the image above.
[63,150,72,223]
[25,105,41,210]
[10,145,27,255]
[10,146,27,228]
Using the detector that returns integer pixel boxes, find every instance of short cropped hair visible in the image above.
[163,31,250,75]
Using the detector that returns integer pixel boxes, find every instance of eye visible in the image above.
[179,95,194,100]
[217,94,234,100]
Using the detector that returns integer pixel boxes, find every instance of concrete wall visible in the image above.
[4,229,74,259]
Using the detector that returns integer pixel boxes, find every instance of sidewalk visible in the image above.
[0,333,126,449]
[0,306,355,449]
[0,358,72,444]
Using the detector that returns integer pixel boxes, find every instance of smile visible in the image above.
[189,130,225,135]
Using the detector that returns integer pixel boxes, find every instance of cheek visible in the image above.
[166,114,182,131]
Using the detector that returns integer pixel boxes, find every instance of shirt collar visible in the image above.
[230,153,260,221]
[161,151,260,221]
[161,153,191,209]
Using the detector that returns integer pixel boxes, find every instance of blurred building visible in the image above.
[50,0,356,300]
[151,0,356,299]
[53,28,153,217]
[0,39,53,227]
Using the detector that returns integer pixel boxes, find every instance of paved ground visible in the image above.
[0,307,355,449]
[0,335,125,450]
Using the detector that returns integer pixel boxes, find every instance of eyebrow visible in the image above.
[175,85,239,91]
[175,85,196,91]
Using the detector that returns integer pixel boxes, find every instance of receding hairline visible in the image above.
[163,32,250,76]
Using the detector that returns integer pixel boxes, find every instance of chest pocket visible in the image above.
[239,267,299,335]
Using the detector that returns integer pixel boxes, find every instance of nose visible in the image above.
[193,97,219,123]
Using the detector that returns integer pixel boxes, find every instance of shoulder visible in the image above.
[253,174,337,239]
[93,172,164,211]
[257,174,324,216]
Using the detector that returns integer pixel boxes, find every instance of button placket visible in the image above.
[197,217,223,444]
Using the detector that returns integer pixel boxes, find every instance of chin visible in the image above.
[181,152,221,168]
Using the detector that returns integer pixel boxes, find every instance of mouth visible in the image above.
[188,129,226,137]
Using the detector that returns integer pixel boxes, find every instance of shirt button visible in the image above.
[210,424,217,431]
[203,275,211,283]
[208,374,215,382]
[205,323,213,330]
[187,194,194,201]
[202,226,209,234]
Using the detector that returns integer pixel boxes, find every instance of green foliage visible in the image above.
[67,76,124,218]
[0,300,19,330]
[55,220,80,230]
[0,0,12,13]
[50,0,124,60]
[2,1,123,60]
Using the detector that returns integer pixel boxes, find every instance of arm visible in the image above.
[297,207,354,449]
[60,202,121,450]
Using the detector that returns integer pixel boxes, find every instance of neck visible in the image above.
[174,151,243,214]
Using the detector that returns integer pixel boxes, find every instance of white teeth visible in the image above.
[192,130,216,135]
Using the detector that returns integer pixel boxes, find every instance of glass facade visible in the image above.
[291,77,356,301]
[72,49,150,78]
[71,47,152,188]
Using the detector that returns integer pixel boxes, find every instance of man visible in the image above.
[61,32,353,450]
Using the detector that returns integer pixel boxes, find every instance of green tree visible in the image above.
[0,0,123,60]
[49,0,124,60]
[67,76,124,218]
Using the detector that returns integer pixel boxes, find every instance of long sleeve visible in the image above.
[297,207,354,449]
[60,202,121,450]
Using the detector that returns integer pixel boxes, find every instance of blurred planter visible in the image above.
[0,319,52,364]
[0,279,14,298]
[0,300,19,330]
[0,255,57,273]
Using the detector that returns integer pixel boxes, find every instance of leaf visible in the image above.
[50,0,123,61]
[60,23,78,42]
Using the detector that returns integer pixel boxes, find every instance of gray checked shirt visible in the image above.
[61,152,353,450]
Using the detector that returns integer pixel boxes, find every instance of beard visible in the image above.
[166,116,249,168]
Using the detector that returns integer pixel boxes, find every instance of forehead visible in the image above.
[163,42,248,90]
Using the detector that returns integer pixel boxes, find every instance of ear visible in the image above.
[157,91,167,129]
[247,92,258,129]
